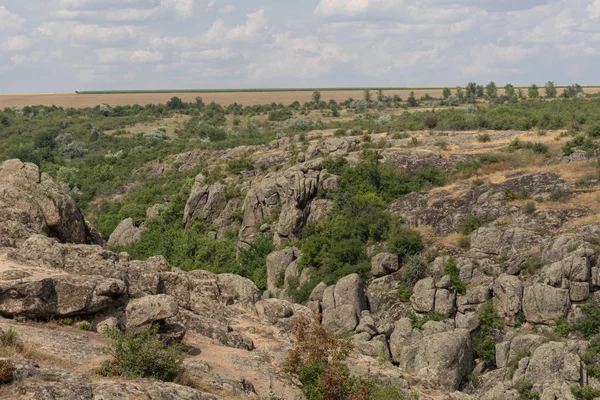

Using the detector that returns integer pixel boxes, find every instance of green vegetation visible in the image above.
[517,381,540,399]
[408,311,446,329]
[100,325,186,382]
[458,214,484,235]
[571,386,600,400]
[284,318,406,400]
[444,258,466,295]
[473,300,504,367]
[555,302,600,339]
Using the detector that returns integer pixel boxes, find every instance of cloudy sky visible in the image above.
[1,0,599,93]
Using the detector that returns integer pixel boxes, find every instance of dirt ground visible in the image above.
[3,87,598,109]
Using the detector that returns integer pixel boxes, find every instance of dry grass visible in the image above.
[0,89,445,109]
[0,340,75,370]
[105,115,191,137]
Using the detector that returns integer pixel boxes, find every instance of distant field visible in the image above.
[1,87,599,109]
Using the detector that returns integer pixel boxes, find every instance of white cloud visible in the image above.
[203,9,267,42]
[1,35,33,52]
[218,5,235,14]
[96,48,163,64]
[36,22,142,44]
[0,6,25,32]
[180,48,237,61]
[10,54,27,66]
[588,0,600,18]
[54,0,195,21]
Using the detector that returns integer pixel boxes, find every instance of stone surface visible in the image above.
[125,294,179,329]
[107,218,146,247]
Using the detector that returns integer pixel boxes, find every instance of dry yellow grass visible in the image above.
[105,115,191,137]
[2,87,599,109]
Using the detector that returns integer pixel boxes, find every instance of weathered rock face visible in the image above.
[0,358,222,400]
[371,253,400,278]
[388,172,568,235]
[322,274,368,335]
[107,218,146,248]
[522,283,570,323]
[266,247,299,293]
[125,294,179,329]
[413,329,473,390]
[0,160,101,244]
[493,274,523,324]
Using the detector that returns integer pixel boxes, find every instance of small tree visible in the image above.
[442,87,451,99]
[363,89,372,102]
[517,88,526,101]
[284,318,352,400]
[528,84,539,99]
[476,85,485,98]
[505,84,516,100]
[456,87,465,102]
[312,90,321,104]
[485,81,498,99]
[407,91,419,107]
[545,81,557,98]
[466,82,477,97]
[167,96,184,110]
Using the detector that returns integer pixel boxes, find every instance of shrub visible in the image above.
[408,311,446,330]
[284,318,352,400]
[287,118,312,130]
[386,223,424,261]
[473,300,503,367]
[458,214,483,235]
[100,325,185,382]
[0,360,15,384]
[517,381,540,399]
[507,138,548,154]
[444,258,466,295]
[579,302,600,339]
[458,236,471,249]
[268,109,293,121]
[571,386,600,400]
[78,321,93,331]
[401,255,429,286]
[477,133,491,142]
[520,256,544,276]
[226,156,254,174]
[588,124,600,138]
[397,284,413,303]
[524,201,536,215]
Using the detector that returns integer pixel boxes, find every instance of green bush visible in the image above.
[572,386,600,400]
[101,325,185,382]
[473,300,504,367]
[588,124,600,138]
[517,381,540,399]
[386,223,424,261]
[78,321,93,331]
[458,214,484,235]
[524,201,536,215]
[408,311,446,330]
[507,138,548,154]
[397,284,413,303]
[444,258,466,295]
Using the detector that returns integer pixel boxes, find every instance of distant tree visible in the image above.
[545,81,557,98]
[561,84,584,98]
[167,96,184,110]
[476,85,485,98]
[456,87,465,102]
[393,94,402,103]
[407,91,419,107]
[195,96,204,108]
[528,84,539,99]
[332,107,340,117]
[466,82,477,97]
[377,89,384,102]
[312,90,321,104]
[517,88,526,101]
[442,88,451,99]
[505,84,515,99]
[485,81,498,99]
[364,89,372,102]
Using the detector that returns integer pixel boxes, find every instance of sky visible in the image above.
[0,0,599,93]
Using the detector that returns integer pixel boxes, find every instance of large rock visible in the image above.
[522,284,570,324]
[411,277,436,312]
[493,274,523,324]
[216,273,259,307]
[266,247,299,292]
[183,179,227,228]
[107,218,146,247]
[524,341,582,384]
[0,159,100,244]
[255,299,293,324]
[0,274,126,319]
[321,274,368,335]
[371,253,399,278]
[125,294,179,329]
[413,329,473,390]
